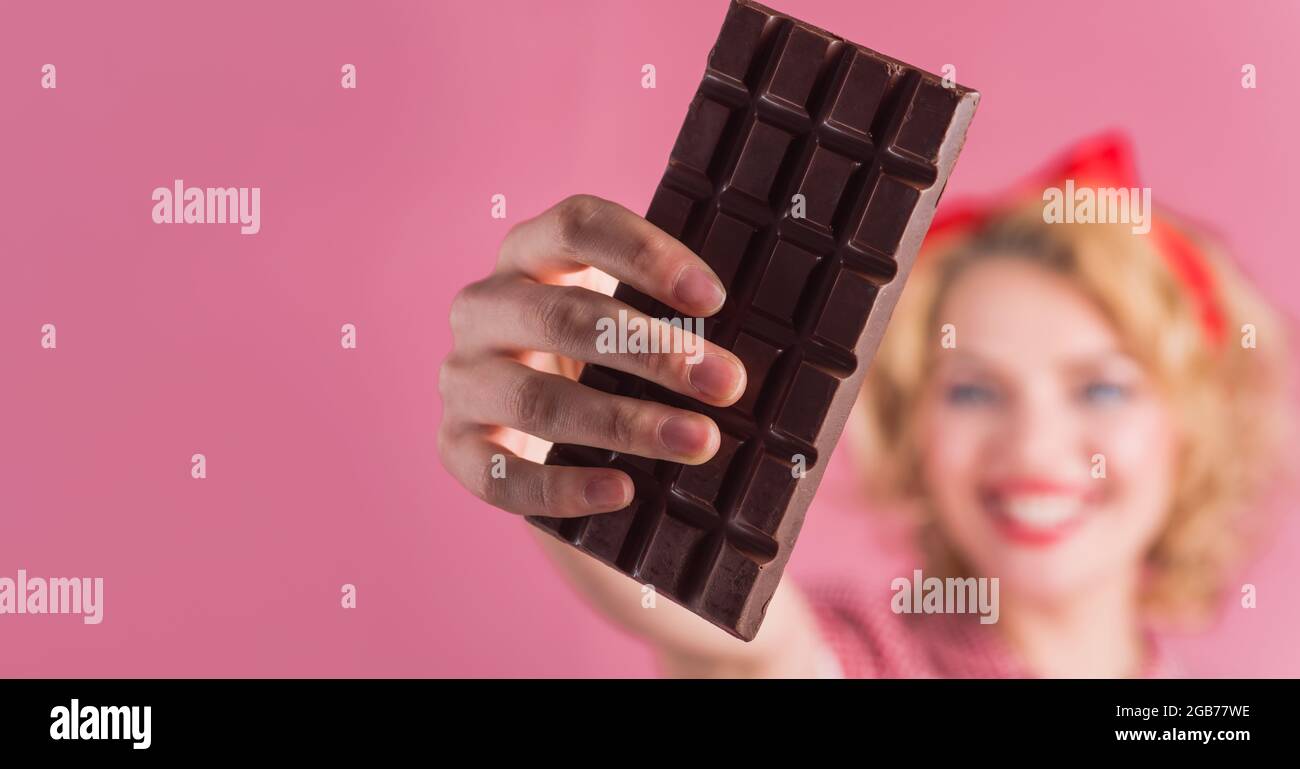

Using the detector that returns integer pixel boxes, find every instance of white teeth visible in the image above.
[999,495,1080,529]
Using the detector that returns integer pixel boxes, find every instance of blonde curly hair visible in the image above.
[853,199,1294,627]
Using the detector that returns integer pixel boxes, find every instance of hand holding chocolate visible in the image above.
[530,0,979,640]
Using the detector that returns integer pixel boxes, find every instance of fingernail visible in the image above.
[674,267,725,314]
[658,415,716,459]
[584,476,631,510]
[688,353,745,403]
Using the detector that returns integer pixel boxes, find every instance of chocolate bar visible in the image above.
[529,0,979,640]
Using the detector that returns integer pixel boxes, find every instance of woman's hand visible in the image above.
[438,194,747,518]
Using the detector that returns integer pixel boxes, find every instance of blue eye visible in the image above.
[1082,381,1129,404]
[946,383,998,405]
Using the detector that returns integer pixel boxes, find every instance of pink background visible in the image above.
[1,0,1297,676]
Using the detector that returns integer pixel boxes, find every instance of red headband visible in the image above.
[924,131,1227,347]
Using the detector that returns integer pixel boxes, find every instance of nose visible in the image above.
[999,384,1080,474]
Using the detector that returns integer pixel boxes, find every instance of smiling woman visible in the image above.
[853,139,1293,649]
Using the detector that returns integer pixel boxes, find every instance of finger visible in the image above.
[454,277,746,406]
[439,425,633,517]
[444,357,721,464]
[498,194,727,317]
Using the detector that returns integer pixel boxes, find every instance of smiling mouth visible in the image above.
[981,490,1091,546]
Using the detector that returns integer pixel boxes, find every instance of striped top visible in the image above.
[802,576,1185,679]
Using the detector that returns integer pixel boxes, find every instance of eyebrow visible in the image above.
[936,347,1140,374]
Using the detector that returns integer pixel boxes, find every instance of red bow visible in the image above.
[926,131,1227,347]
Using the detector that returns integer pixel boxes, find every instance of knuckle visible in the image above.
[448,280,485,338]
[536,469,570,516]
[553,194,602,253]
[505,373,555,434]
[437,356,472,408]
[498,220,527,261]
[533,286,589,351]
[436,358,456,400]
[521,469,552,513]
[619,231,660,273]
[637,338,675,380]
[480,460,549,515]
[600,401,642,452]
[477,459,509,508]
[448,293,467,337]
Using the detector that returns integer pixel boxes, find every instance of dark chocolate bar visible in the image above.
[529,0,979,640]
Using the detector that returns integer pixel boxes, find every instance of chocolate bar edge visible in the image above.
[741,0,980,97]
